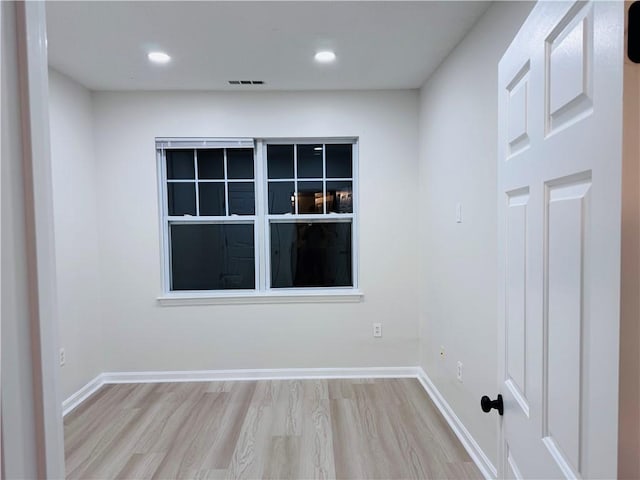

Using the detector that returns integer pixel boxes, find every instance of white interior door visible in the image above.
[497,1,624,478]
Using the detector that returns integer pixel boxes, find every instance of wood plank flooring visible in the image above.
[64,378,482,479]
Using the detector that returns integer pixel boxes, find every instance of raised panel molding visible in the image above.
[545,1,594,135]
[543,173,592,477]
[506,445,524,480]
[506,61,531,157]
[505,188,530,416]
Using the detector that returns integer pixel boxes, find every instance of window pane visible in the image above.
[228,182,255,215]
[267,145,294,179]
[268,181,295,214]
[270,222,352,288]
[326,181,353,213]
[166,149,195,179]
[168,183,196,216]
[227,148,254,179]
[326,144,352,178]
[170,223,255,290]
[297,144,323,178]
[197,149,224,179]
[199,183,226,216]
[297,181,323,214]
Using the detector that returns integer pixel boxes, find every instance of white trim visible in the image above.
[416,368,498,480]
[0,5,5,474]
[156,137,253,149]
[158,137,358,296]
[61,375,105,417]
[16,2,65,477]
[102,367,418,384]
[157,288,364,306]
[262,137,357,145]
[62,367,417,415]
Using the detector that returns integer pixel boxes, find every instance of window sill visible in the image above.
[157,289,364,306]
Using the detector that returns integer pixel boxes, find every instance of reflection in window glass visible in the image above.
[267,145,294,179]
[326,144,352,178]
[268,182,295,214]
[228,182,255,215]
[326,181,353,213]
[227,148,254,179]
[168,183,196,216]
[297,181,324,214]
[199,183,226,216]
[197,149,224,179]
[297,144,323,178]
[171,223,254,290]
[167,150,195,179]
[270,222,352,288]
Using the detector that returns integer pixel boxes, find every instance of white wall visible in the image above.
[48,68,103,400]
[91,90,420,372]
[417,1,533,467]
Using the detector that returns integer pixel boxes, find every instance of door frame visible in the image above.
[13,1,65,477]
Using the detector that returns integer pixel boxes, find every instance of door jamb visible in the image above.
[15,1,65,477]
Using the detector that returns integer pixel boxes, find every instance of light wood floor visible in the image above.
[64,378,482,479]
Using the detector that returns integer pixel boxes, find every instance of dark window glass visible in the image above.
[170,223,254,290]
[227,148,254,179]
[268,182,295,214]
[228,182,255,215]
[297,181,324,214]
[326,144,352,178]
[168,183,196,216]
[166,150,195,179]
[197,149,224,179]
[297,144,323,178]
[267,145,294,179]
[326,181,353,213]
[270,222,352,288]
[199,183,226,216]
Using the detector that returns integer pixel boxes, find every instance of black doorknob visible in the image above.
[481,394,504,415]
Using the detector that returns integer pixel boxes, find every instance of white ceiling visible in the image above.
[46,1,491,91]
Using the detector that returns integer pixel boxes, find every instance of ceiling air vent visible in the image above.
[228,80,264,85]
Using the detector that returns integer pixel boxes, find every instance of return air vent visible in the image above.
[228,80,265,85]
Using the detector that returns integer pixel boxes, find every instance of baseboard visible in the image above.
[62,374,105,416]
[62,365,495,480]
[416,368,497,480]
[62,366,419,415]
[101,366,420,384]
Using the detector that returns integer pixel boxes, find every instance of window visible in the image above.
[157,138,358,298]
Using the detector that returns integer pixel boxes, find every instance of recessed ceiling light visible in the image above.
[314,50,336,63]
[148,51,171,64]
[314,147,323,151]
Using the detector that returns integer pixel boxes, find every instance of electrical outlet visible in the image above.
[440,345,445,359]
[59,348,66,367]
[456,361,463,382]
[373,323,382,338]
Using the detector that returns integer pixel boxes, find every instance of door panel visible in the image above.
[498,2,624,478]
[506,189,529,410]
[546,3,593,134]
[506,446,524,480]
[545,176,591,475]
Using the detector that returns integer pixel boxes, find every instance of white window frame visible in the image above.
[157,137,362,305]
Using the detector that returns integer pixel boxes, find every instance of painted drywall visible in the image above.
[618,16,640,477]
[48,68,104,400]
[91,90,420,372]
[417,1,534,467]
[1,2,39,476]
